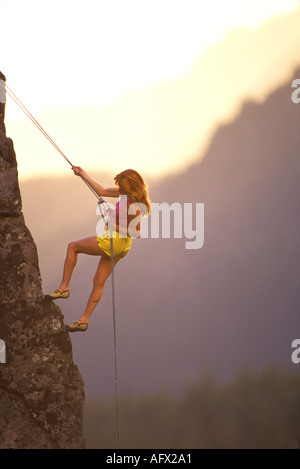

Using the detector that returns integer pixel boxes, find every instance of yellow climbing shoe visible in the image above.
[48,288,70,300]
[66,321,89,333]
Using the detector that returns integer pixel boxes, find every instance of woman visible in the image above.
[49,167,151,332]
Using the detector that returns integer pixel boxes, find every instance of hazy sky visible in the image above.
[1,0,299,179]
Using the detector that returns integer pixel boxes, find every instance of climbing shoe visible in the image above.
[47,288,70,300]
[65,321,89,333]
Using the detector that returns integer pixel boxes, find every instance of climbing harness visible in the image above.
[6,85,121,449]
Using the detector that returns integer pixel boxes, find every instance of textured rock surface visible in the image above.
[0,76,85,449]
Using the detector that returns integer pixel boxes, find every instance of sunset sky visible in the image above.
[1,0,300,179]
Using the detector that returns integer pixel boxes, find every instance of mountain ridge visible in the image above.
[10,7,300,179]
[18,67,300,398]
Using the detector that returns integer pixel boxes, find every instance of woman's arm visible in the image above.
[72,166,120,198]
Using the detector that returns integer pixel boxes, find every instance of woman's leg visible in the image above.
[59,236,105,291]
[78,255,120,323]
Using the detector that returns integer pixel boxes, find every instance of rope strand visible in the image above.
[98,205,121,450]
[5,85,73,167]
[6,86,110,204]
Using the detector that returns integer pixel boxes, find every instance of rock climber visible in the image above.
[48,167,151,332]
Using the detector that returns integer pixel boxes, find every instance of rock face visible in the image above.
[0,72,86,449]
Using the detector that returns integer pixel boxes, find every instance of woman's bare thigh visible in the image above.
[93,255,121,285]
[70,236,108,257]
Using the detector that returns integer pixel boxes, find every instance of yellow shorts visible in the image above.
[96,231,132,259]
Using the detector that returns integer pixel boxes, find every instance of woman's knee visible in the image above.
[91,278,105,303]
[67,241,79,254]
[93,275,106,290]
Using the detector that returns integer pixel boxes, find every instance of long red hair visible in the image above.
[114,169,151,216]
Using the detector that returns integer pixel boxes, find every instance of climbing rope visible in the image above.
[6,84,121,449]
[5,86,104,201]
[97,203,121,450]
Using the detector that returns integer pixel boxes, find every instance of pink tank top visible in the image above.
[115,195,134,230]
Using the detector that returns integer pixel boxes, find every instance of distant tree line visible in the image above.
[83,367,300,449]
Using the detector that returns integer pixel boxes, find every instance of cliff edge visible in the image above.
[0,72,85,449]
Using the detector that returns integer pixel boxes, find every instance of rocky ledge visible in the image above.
[0,72,85,449]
